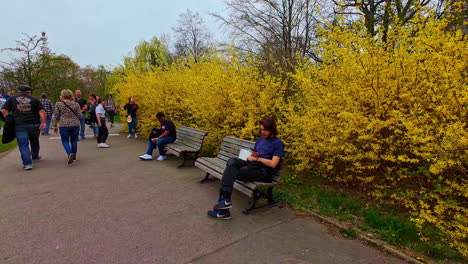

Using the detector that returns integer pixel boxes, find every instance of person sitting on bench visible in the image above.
[139,112,176,161]
[207,117,284,220]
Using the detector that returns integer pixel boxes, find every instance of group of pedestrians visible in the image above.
[2,85,286,221]
[0,85,119,169]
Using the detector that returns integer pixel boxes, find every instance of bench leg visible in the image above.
[200,172,219,184]
[243,187,279,215]
[243,190,260,215]
[177,152,197,169]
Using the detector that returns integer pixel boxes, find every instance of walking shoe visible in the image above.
[213,196,232,210]
[23,164,33,170]
[68,153,75,165]
[98,143,110,148]
[127,134,132,138]
[207,209,231,220]
[134,134,138,139]
[32,156,42,163]
[139,154,153,160]
[156,155,167,161]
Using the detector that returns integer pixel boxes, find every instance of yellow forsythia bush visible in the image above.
[110,16,467,255]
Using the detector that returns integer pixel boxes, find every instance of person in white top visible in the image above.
[96,98,109,148]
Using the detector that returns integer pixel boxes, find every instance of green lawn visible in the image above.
[274,174,465,263]
[0,134,17,153]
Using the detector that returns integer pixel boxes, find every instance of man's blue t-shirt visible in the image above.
[254,137,284,160]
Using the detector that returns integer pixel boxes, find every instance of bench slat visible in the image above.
[179,126,208,136]
[166,144,197,155]
[195,162,223,178]
[176,133,204,144]
[177,130,205,140]
[221,140,255,150]
[173,140,202,151]
[196,157,226,173]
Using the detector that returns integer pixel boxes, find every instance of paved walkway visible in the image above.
[0,125,406,264]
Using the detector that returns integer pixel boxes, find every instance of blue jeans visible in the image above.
[128,117,137,136]
[146,136,175,156]
[59,127,79,155]
[79,116,86,139]
[15,124,41,166]
[42,115,52,135]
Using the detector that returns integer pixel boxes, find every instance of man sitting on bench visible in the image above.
[207,117,284,220]
[139,112,176,161]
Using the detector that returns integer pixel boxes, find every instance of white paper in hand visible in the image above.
[238,149,253,161]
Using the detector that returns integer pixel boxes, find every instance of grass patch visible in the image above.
[340,228,358,238]
[274,174,465,263]
[0,135,17,153]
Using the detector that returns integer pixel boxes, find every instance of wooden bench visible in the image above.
[166,126,208,168]
[195,136,290,214]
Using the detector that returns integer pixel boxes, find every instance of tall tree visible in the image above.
[123,36,173,71]
[214,0,321,72]
[0,33,47,88]
[173,9,212,62]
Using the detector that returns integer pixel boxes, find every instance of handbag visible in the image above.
[126,115,133,123]
[1,114,16,144]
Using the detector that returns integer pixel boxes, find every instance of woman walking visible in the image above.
[52,89,82,164]
[105,94,116,127]
[96,98,110,148]
[123,96,139,138]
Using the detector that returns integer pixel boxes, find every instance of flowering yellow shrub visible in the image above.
[110,16,467,256]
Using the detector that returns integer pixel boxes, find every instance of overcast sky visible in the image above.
[0,0,227,67]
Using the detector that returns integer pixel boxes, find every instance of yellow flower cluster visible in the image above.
[110,16,467,256]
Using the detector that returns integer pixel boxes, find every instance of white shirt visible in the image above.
[96,104,106,118]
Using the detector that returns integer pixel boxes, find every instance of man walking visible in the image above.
[40,93,53,135]
[1,85,46,170]
[73,90,88,140]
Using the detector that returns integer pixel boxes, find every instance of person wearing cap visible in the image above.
[40,93,54,135]
[138,112,176,161]
[1,85,46,170]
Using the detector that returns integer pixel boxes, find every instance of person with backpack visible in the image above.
[105,94,116,128]
[87,94,99,138]
[52,89,82,164]
[73,90,88,140]
[40,93,54,135]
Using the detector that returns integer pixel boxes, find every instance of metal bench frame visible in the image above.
[165,126,208,168]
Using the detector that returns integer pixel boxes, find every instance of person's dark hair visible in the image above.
[260,117,278,136]
[156,112,165,118]
[107,94,113,99]
[41,93,47,99]
[128,96,135,104]
[98,98,105,104]
[89,93,96,100]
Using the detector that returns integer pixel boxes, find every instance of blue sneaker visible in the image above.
[214,196,232,210]
[207,209,231,220]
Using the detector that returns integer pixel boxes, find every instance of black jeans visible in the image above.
[97,118,109,144]
[107,110,115,124]
[221,157,269,193]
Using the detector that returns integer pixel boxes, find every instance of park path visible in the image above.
[0,124,406,264]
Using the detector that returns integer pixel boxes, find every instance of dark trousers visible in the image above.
[107,110,115,124]
[221,157,269,194]
[97,118,109,144]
